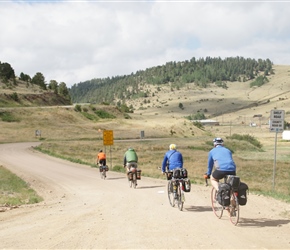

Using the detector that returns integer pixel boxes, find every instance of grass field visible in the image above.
[1,64,290,206]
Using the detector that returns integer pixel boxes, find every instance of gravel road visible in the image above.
[0,142,290,249]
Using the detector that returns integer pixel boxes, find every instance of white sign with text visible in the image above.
[270,109,285,132]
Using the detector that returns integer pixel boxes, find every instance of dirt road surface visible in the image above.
[0,142,290,249]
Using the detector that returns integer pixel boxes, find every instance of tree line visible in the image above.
[0,61,70,99]
[69,56,273,104]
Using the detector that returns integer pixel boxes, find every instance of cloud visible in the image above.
[1,1,290,87]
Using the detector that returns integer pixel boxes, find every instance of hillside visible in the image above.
[125,65,290,124]
[69,56,274,104]
[0,65,289,145]
[0,79,71,107]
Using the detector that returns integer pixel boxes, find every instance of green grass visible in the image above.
[94,109,116,119]
[0,111,20,122]
[0,166,43,206]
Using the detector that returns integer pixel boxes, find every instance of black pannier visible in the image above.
[173,168,182,178]
[227,175,240,191]
[238,182,249,206]
[217,183,231,206]
[173,168,188,179]
[181,168,188,178]
[182,179,191,192]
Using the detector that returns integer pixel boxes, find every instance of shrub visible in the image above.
[74,104,82,112]
[94,110,116,119]
[0,111,20,122]
[229,134,262,149]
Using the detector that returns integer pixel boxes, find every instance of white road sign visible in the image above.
[270,110,285,132]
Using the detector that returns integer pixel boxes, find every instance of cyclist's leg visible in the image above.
[211,170,223,191]
[177,182,183,211]
[211,170,232,190]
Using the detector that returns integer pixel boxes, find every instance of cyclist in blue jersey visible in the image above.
[204,138,236,191]
[161,144,183,173]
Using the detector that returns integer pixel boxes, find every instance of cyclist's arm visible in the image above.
[207,152,214,176]
[161,154,168,172]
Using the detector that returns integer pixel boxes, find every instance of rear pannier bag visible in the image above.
[238,182,249,206]
[227,175,240,191]
[173,168,182,178]
[136,170,142,180]
[99,165,109,172]
[182,179,191,192]
[217,183,231,206]
[181,168,188,178]
[173,168,187,179]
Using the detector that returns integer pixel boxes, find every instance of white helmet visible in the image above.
[169,144,177,150]
[213,137,224,147]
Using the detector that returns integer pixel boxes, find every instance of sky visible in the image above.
[1,0,290,88]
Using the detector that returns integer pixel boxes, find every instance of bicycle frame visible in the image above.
[207,175,240,225]
[166,172,185,211]
[99,164,107,179]
[128,167,138,189]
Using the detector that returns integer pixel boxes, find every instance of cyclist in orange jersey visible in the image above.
[97,149,106,166]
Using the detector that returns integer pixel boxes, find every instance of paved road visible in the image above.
[0,142,289,249]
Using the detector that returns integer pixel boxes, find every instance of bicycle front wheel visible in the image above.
[177,184,184,211]
[211,187,223,218]
[167,181,175,207]
[229,193,240,226]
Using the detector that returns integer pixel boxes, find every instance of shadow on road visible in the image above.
[104,177,126,180]
[238,218,290,227]
[185,205,213,212]
[137,185,165,189]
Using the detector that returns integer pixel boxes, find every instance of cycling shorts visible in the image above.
[212,170,236,180]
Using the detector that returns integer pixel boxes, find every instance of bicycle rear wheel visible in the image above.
[167,181,175,207]
[211,187,223,218]
[102,170,106,179]
[100,168,104,179]
[133,174,137,189]
[229,193,240,225]
[177,184,184,211]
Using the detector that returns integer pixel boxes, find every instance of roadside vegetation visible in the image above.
[0,166,43,206]
[33,134,290,204]
[0,61,289,208]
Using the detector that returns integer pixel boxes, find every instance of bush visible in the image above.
[94,110,116,119]
[81,112,98,121]
[74,104,82,112]
[229,134,262,149]
[0,111,20,122]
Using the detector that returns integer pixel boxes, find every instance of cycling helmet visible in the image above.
[99,149,103,152]
[169,144,176,150]
[213,137,224,147]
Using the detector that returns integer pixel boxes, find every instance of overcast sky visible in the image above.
[1,0,290,88]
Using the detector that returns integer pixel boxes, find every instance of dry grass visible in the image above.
[1,65,290,202]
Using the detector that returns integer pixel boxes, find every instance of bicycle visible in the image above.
[99,163,108,180]
[205,175,240,225]
[166,169,190,211]
[127,167,141,189]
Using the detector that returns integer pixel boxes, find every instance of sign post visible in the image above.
[103,130,114,168]
[269,110,285,191]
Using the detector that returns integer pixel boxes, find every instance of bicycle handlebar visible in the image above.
[204,172,210,186]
